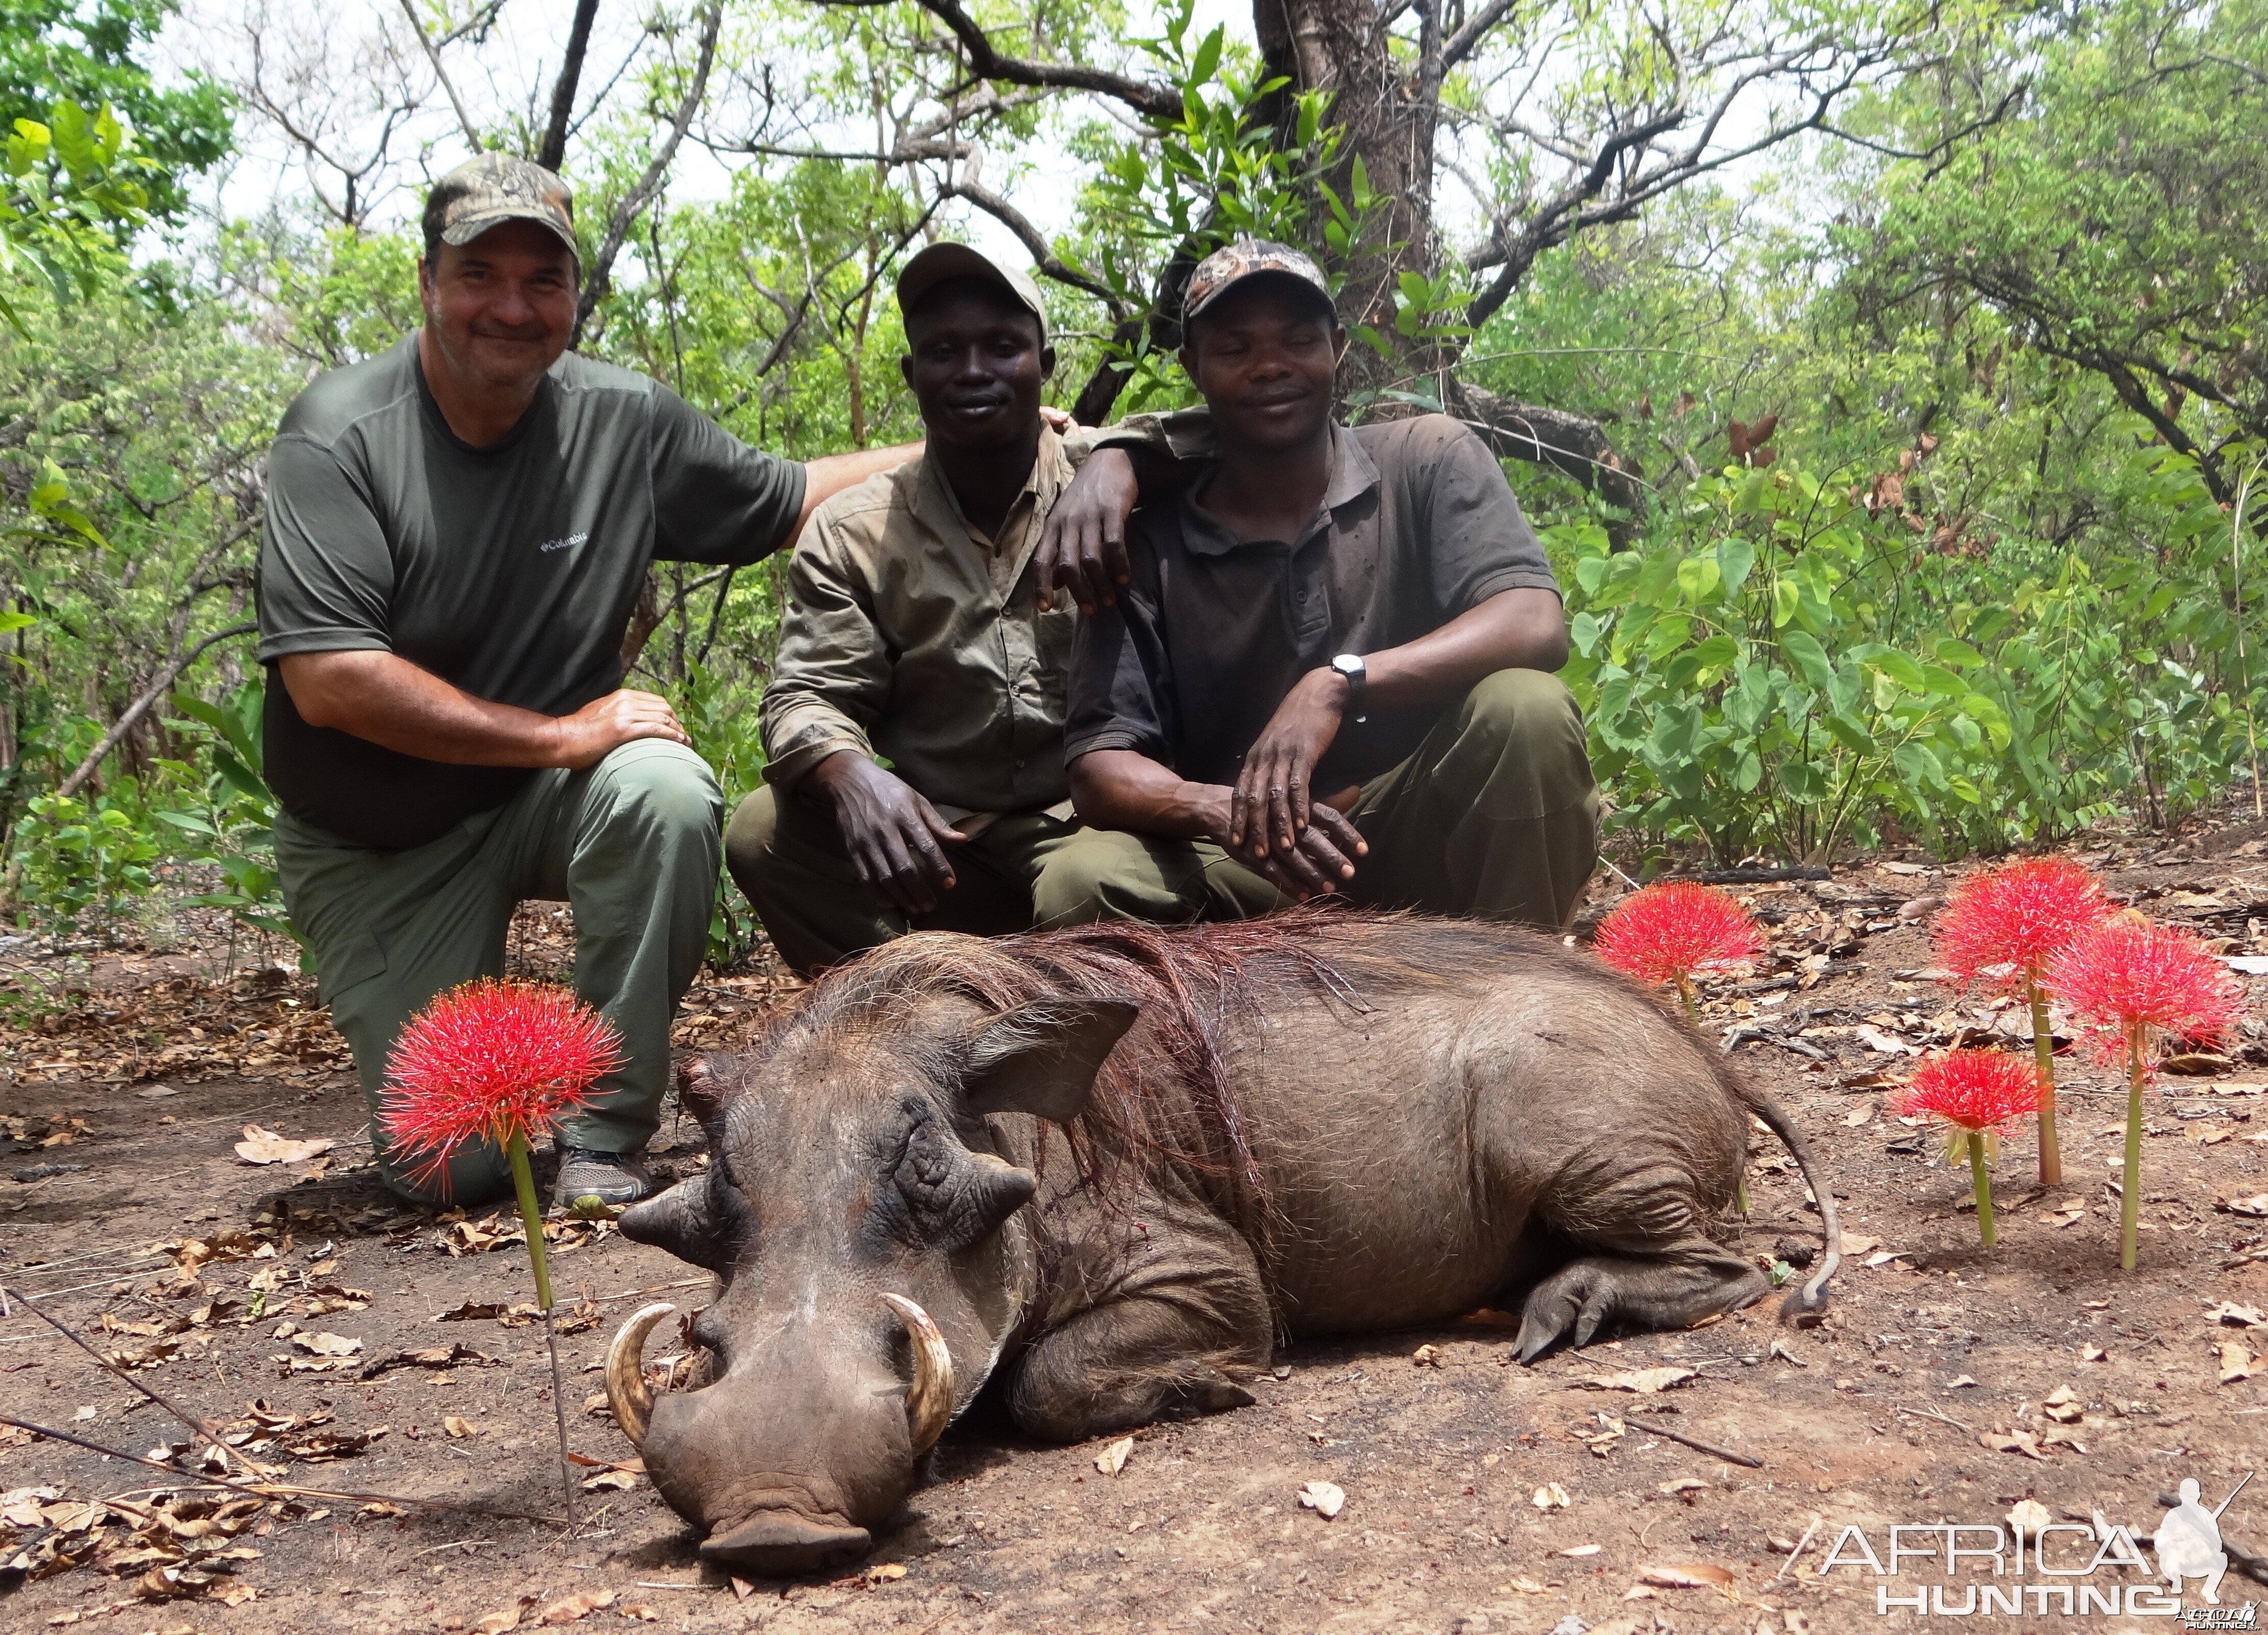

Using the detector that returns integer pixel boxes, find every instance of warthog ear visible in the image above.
[958,997,1138,1125]
[674,1053,740,1136]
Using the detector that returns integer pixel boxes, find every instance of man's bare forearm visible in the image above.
[1361,586,1570,710]
[1068,748,1228,839]
[280,651,575,765]
[280,651,689,771]
[793,442,922,542]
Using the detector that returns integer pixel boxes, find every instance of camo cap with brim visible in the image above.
[425,153,579,263]
[1182,239,1335,328]
[895,241,1048,344]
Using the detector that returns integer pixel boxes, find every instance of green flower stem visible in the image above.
[1968,1128,1997,1249]
[506,1131,554,1310]
[2121,1031,2145,1272]
[507,1129,575,1526]
[2029,980,2061,1187]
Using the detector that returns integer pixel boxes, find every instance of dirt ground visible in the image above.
[9,821,2268,1635]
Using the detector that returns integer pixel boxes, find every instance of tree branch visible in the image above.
[573,2,723,346]
[935,178,1129,315]
[1452,380,1647,546]
[536,0,603,172]
[810,0,1184,123]
[55,623,258,802]
[395,0,483,152]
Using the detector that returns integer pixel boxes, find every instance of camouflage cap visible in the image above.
[424,153,578,263]
[1183,239,1334,328]
[895,241,1048,344]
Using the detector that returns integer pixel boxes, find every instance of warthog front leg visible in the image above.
[1009,1218,1271,1443]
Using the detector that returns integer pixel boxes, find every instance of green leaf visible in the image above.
[1190,26,1224,86]
[1779,630,1838,694]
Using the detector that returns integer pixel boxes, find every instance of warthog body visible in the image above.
[613,912,1839,1574]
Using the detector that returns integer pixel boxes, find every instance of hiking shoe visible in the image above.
[553,1145,655,1211]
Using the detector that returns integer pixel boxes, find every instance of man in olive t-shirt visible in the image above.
[256,154,915,1209]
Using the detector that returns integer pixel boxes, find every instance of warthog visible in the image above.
[606,912,1840,1574]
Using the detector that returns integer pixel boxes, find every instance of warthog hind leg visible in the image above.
[1511,1244,1767,1362]
[1509,1146,1766,1362]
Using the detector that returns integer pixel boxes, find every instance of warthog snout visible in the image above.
[603,1276,961,1575]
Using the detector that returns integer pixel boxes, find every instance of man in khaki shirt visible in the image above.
[727,245,1136,973]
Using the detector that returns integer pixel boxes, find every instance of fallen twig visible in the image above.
[1620,1414,1764,1468]
[1894,1401,1973,1433]
[1774,1516,1822,1579]
[0,1411,564,1525]
[0,1281,280,1480]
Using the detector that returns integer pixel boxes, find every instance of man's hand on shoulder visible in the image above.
[806,751,966,915]
[550,689,691,768]
[1037,446,1138,613]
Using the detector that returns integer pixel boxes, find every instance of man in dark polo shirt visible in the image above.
[1053,240,1600,928]
[256,154,914,1209]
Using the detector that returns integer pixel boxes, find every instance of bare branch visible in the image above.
[935,178,1128,316]
[574,2,724,346]
[395,0,484,151]
[55,623,259,801]
[809,0,1184,123]
[537,0,604,171]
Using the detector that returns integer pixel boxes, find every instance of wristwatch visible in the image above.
[1330,652,1368,724]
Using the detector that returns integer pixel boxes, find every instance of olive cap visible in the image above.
[895,241,1048,343]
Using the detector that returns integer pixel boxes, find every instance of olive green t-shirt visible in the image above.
[255,337,806,850]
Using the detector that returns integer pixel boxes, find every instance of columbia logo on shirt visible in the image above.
[540,531,590,554]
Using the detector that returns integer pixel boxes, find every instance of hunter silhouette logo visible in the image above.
[2161,1472,2249,1611]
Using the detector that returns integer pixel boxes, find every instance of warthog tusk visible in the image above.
[605,1302,677,1448]
[879,1292,954,1454]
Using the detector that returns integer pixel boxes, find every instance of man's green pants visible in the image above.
[1034,668,1600,929]
[725,795,1096,977]
[730,670,1599,969]
[273,740,723,1206]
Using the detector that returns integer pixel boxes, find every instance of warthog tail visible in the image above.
[1739,1086,1842,1324]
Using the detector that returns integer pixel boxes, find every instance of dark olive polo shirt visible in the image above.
[1064,413,1559,790]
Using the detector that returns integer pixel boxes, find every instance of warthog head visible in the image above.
[610,981,1136,1575]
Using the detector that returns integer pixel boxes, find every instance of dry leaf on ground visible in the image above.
[1094,1437,1132,1476]
[1980,1429,2049,1460]
[2220,1341,2260,1383]
[1637,1561,1736,1589]
[1298,1480,1345,1520]
[231,1125,335,1166]
[536,1589,615,1625]
[1532,1483,1571,1510]
[1583,1366,1696,1394]
[289,1332,360,1357]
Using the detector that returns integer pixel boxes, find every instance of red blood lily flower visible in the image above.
[381,979,622,1193]
[1893,1049,2041,1133]
[1595,881,1764,1012]
[1934,857,2109,995]
[2048,917,2245,1271]
[1894,1049,2041,1250]
[2047,918,2242,1070]
[1931,856,2108,1189]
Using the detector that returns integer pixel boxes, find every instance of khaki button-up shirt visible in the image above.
[759,425,1091,826]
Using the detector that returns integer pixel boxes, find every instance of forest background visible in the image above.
[1,0,2263,968]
